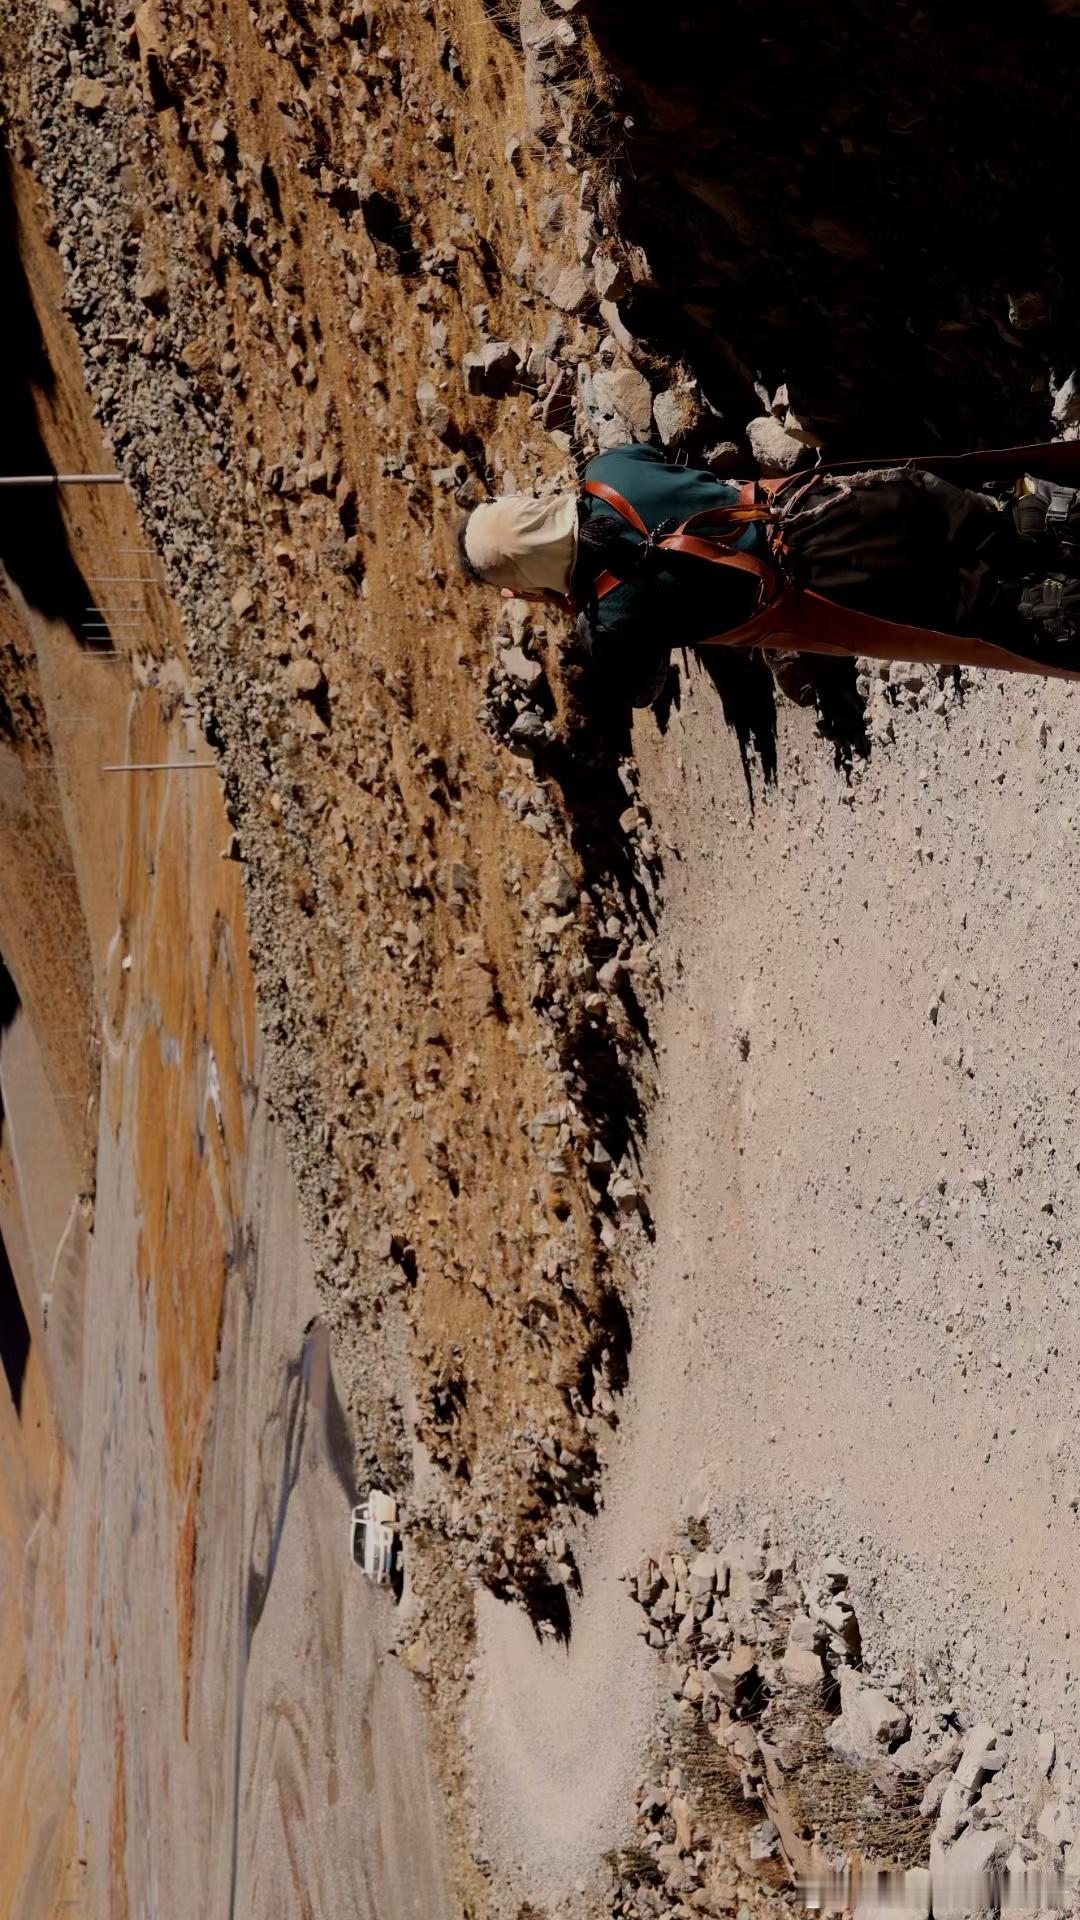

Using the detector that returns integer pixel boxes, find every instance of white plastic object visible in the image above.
[350,1489,399,1584]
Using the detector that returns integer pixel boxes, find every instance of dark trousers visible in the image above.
[779,470,1080,665]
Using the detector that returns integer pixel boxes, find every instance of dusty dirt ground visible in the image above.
[470,650,1080,1905]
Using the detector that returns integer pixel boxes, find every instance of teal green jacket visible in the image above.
[572,445,766,706]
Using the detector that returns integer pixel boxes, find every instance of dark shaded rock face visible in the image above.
[584,0,1080,455]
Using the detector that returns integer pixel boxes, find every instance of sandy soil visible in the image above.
[6,0,649,1626]
[470,651,1080,1906]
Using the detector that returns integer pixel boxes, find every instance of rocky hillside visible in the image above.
[579,0,1080,455]
[7,1,1080,1915]
[4,0,677,1639]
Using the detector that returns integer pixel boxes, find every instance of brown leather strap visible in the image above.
[659,534,770,577]
[584,477,649,535]
[671,501,771,532]
[699,584,1080,683]
[586,475,776,601]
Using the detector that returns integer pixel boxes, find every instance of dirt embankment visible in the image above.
[5,0,670,1645]
[2,0,668,1903]
[0,125,453,1919]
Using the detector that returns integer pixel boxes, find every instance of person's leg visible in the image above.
[946,475,1080,665]
[782,473,961,628]
[766,648,818,706]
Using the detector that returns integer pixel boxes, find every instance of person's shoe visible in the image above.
[766,648,818,706]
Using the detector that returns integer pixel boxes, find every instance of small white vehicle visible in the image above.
[350,1489,400,1585]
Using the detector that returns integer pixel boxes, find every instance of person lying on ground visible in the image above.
[458,440,1080,709]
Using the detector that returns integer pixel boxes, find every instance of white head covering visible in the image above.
[464,490,578,595]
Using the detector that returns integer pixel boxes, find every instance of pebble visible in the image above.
[652,387,694,446]
[285,657,325,698]
[70,74,109,112]
[591,365,653,442]
[747,413,807,474]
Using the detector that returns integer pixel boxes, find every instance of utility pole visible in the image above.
[0,473,126,487]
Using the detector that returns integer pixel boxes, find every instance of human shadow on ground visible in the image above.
[658,644,868,800]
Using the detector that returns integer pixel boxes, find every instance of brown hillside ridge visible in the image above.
[0,132,458,1920]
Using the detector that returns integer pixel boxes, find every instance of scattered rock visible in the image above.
[416,378,453,440]
[591,243,629,304]
[826,1670,910,1765]
[482,340,520,388]
[1053,371,1080,426]
[652,386,697,447]
[463,341,520,398]
[782,1642,827,1691]
[70,75,109,113]
[540,866,577,913]
[714,1643,759,1709]
[500,645,544,689]
[687,1552,718,1599]
[507,711,548,753]
[953,1724,1006,1793]
[1037,1800,1075,1850]
[592,365,653,443]
[608,1173,644,1216]
[748,1818,779,1862]
[931,1824,1009,1909]
[545,264,592,315]
[401,1634,432,1679]
[134,266,168,311]
[285,657,325,698]
[919,1767,953,1817]
[747,413,809,475]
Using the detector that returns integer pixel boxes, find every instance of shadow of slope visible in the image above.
[0,1227,31,1416]
[0,153,104,640]
[583,0,1080,456]
[0,958,29,1413]
[0,953,19,1146]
